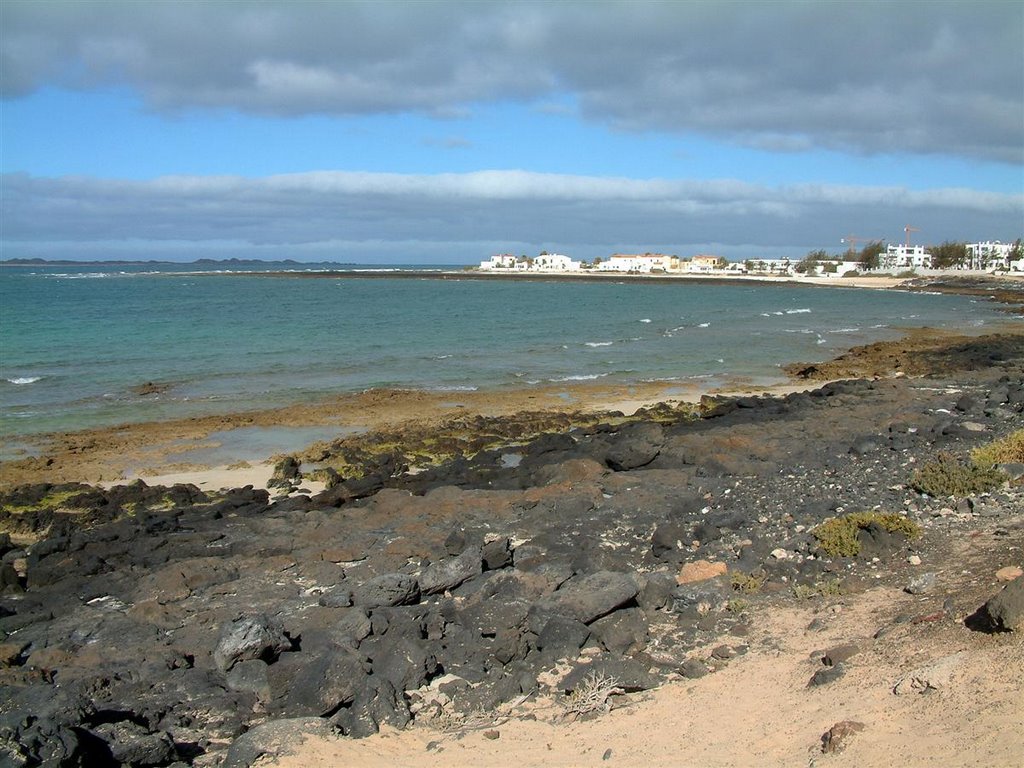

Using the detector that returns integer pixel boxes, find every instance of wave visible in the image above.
[5,376,42,385]
[550,373,610,382]
[697,322,710,328]
[585,341,614,347]
[428,385,478,392]
[639,318,652,323]
[786,308,812,314]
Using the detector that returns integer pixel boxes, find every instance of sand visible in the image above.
[262,579,1024,768]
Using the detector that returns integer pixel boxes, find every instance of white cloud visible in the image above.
[2,170,1019,262]
[2,1,1020,162]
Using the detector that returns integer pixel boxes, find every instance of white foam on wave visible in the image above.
[585,341,614,347]
[697,322,710,328]
[429,385,478,392]
[639,318,652,323]
[550,373,610,382]
[786,308,812,314]
[6,376,42,385]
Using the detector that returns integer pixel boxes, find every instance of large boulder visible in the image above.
[223,718,337,768]
[419,547,482,595]
[532,571,639,624]
[979,575,1024,632]
[214,614,291,673]
[267,650,368,717]
[604,422,664,471]
[351,573,420,608]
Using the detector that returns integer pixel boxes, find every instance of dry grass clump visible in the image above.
[561,672,623,721]
[813,512,921,558]
[970,430,1024,467]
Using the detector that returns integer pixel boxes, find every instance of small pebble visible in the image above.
[908,555,922,566]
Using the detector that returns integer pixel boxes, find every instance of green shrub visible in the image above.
[970,430,1024,467]
[730,571,767,594]
[813,512,921,557]
[791,579,843,600]
[910,453,1007,497]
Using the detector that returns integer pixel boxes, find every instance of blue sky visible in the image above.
[2,1,1022,263]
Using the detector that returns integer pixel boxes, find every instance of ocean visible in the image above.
[0,262,1015,442]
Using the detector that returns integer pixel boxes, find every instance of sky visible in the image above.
[1,1,1022,264]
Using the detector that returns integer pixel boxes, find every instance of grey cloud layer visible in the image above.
[4,171,1020,261]
[3,1,1021,162]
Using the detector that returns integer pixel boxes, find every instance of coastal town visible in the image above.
[479,239,1024,277]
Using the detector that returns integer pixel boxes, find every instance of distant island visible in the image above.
[0,257,352,267]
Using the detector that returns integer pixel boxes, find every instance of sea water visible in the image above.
[0,262,1015,439]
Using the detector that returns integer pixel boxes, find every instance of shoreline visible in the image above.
[194,266,916,291]
[1,274,1021,492]
[1,324,1022,493]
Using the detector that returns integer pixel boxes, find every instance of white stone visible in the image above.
[770,548,789,560]
[908,555,922,566]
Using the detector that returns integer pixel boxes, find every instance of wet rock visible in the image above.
[352,573,420,608]
[214,614,292,673]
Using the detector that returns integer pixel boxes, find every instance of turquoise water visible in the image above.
[0,262,1015,438]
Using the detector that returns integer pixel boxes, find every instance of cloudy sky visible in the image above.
[1,0,1021,263]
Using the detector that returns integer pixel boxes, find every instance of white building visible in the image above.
[685,255,724,273]
[532,253,582,271]
[479,254,518,270]
[596,253,677,273]
[965,241,1017,271]
[479,252,582,272]
[879,244,931,270]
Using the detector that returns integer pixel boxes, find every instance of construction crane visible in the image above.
[904,225,920,247]
[841,235,884,256]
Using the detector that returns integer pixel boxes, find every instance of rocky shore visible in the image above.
[1,315,1023,765]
